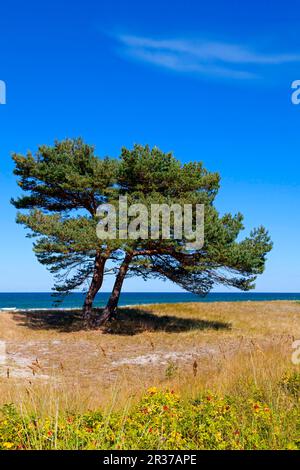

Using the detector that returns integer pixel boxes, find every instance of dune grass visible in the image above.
[0,367,299,450]
[0,301,299,449]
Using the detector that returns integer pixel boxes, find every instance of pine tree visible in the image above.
[12,139,272,327]
[99,145,272,324]
[12,138,118,325]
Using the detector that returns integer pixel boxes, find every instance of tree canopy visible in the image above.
[12,138,272,327]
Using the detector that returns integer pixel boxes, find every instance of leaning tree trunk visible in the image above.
[83,252,107,327]
[97,252,133,326]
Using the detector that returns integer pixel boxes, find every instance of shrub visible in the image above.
[0,381,299,450]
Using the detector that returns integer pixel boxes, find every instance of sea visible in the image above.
[0,292,300,310]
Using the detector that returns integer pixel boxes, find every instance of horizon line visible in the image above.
[0,292,299,295]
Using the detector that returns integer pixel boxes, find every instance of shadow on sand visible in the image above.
[12,307,231,335]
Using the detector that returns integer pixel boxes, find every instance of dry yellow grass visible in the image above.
[0,301,299,413]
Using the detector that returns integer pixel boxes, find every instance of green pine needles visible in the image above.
[11,138,272,327]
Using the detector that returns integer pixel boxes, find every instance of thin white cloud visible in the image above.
[115,34,300,80]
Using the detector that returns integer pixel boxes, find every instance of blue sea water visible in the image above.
[0,292,300,310]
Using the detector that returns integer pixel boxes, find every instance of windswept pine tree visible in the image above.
[12,138,272,327]
[12,139,119,325]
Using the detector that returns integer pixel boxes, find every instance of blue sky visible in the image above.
[0,0,300,292]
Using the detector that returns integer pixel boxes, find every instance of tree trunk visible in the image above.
[83,252,107,327]
[97,252,133,326]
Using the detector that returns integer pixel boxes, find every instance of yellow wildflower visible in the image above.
[3,442,14,449]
